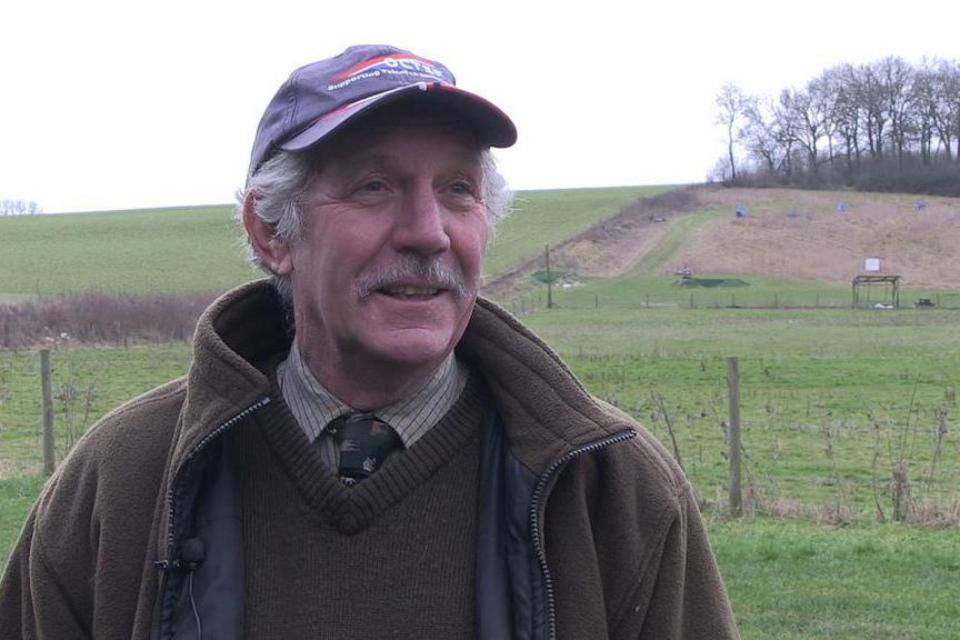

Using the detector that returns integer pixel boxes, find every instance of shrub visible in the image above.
[0,291,219,349]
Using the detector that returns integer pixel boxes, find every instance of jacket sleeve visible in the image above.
[612,489,739,640]
[0,506,92,640]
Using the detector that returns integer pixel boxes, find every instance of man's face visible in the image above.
[285,125,489,382]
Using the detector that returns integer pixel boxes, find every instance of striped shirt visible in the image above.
[277,343,468,470]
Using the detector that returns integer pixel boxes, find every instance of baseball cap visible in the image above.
[247,44,517,179]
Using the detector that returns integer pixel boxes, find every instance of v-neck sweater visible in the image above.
[237,373,484,638]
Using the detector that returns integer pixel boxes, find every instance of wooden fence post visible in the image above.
[545,244,553,309]
[727,357,742,518]
[41,349,56,474]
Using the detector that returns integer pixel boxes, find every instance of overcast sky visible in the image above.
[3,0,959,213]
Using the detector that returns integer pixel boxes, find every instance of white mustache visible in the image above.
[354,256,468,299]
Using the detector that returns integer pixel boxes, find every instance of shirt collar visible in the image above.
[277,341,466,448]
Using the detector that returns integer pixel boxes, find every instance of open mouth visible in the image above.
[378,285,444,300]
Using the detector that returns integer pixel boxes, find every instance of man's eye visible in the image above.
[449,181,476,196]
[358,180,387,193]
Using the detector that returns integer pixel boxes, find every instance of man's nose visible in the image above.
[391,184,451,255]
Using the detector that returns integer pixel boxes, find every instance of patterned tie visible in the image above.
[330,413,404,483]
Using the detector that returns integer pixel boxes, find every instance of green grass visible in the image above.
[712,518,960,639]
[531,271,960,312]
[0,344,194,475]
[629,209,717,275]
[0,205,254,295]
[0,475,45,566]
[0,344,194,571]
[518,305,960,515]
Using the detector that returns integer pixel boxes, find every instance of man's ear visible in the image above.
[243,192,294,276]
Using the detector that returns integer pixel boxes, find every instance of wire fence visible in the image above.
[7,349,958,527]
[506,286,960,315]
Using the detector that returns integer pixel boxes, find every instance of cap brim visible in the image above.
[281,82,517,153]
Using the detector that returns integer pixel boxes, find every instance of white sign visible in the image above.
[865,258,881,272]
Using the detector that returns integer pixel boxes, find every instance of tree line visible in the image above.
[714,57,960,195]
[0,199,43,215]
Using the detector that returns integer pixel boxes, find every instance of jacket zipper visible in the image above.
[528,429,637,640]
[155,397,271,639]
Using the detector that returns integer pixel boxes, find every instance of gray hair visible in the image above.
[237,147,512,305]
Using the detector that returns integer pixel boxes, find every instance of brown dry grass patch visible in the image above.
[669,187,960,288]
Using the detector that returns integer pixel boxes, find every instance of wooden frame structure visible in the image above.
[852,275,900,308]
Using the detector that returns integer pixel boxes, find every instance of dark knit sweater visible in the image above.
[237,374,484,639]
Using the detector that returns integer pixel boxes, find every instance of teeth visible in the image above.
[385,287,438,296]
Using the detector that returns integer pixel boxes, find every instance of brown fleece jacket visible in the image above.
[0,281,739,639]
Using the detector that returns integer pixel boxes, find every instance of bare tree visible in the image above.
[772,89,802,180]
[824,64,864,179]
[876,57,915,170]
[742,97,784,177]
[858,63,888,159]
[930,60,960,162]
[715,84,752,182]
[791,82,830,182]
[0,199,43,215]
[912,61,938,165]
[710,55,960,194]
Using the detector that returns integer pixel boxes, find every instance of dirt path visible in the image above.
[482,188,703,299]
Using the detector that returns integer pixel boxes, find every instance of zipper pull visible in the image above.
[154,558,182,571]
[155,538,205,572]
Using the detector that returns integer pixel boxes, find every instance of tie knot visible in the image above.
[330,413,403,482]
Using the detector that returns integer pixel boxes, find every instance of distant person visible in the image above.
[0,45,739,638]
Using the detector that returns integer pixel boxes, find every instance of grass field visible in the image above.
[521,306,960,519]
[0,205,252,295]
[2,185,960,636]
[710,518,960,639]
[0,475,45,568]
[0,343,194,476]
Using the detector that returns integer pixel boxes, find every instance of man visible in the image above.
[0,45,739,638]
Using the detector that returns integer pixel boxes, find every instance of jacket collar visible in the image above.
[170,281,287,473]
[170,280,633,478]
[459,297,635,475]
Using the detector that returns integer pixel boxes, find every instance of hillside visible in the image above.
[670,188,960,288]
[489,186,960,297]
